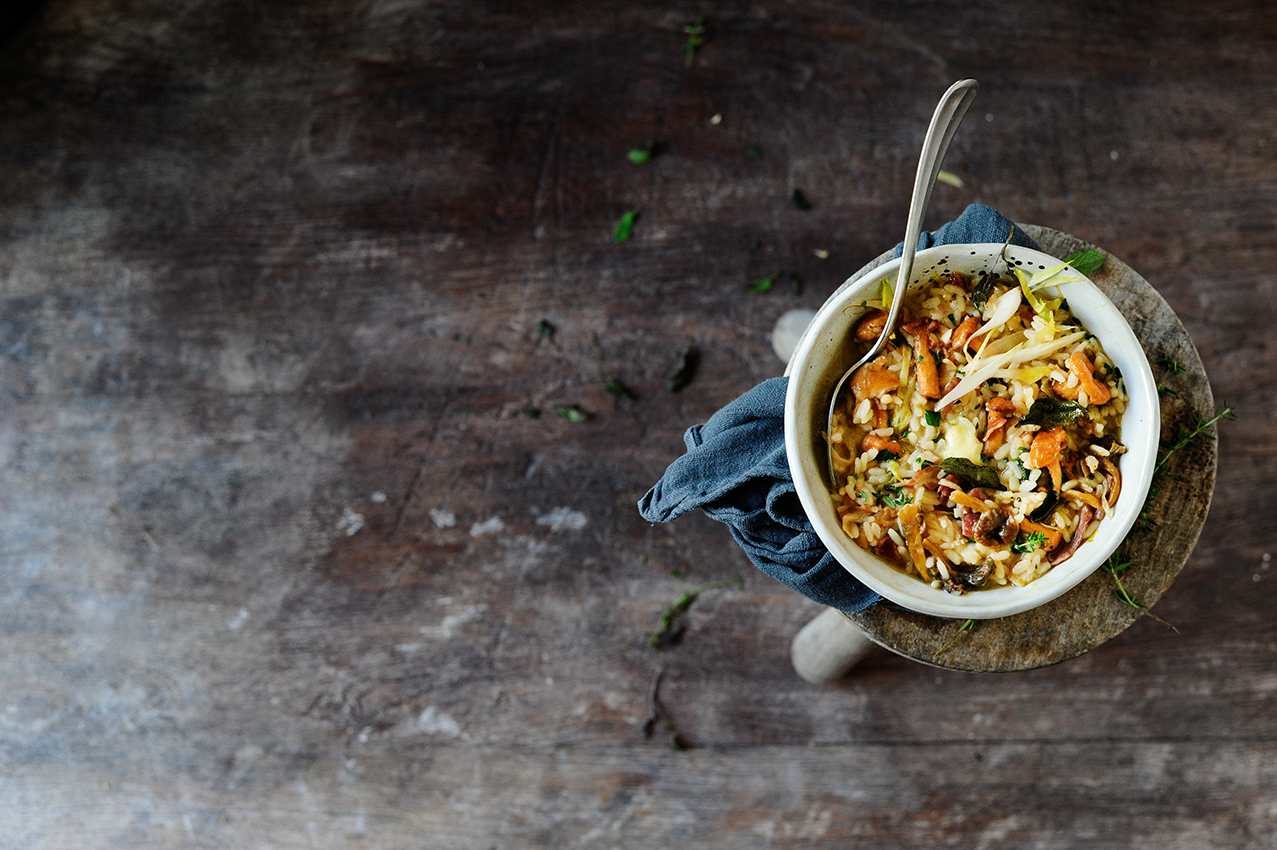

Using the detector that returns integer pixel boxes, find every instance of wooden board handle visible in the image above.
[790,607,874,684]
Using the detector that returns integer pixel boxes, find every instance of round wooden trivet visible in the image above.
[840,224,1218,672]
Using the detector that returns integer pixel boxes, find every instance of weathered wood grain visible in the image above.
[9,742,1277,848]
[0,0,1272,847]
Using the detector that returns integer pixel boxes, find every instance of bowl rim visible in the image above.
[784,242,1160,619]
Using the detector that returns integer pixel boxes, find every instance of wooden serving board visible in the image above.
[840,225,1218,672]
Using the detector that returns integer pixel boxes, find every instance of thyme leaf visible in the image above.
[878,485,910,507]
[606,379,635,401]
[554,404,589,422]
[614,209,639,242]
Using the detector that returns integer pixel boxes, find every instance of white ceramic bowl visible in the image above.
[784,243,1159,619]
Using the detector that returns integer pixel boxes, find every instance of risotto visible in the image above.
[828,260,1127,593]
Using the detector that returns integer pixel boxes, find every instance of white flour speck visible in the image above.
[536,507,587,532]
[469,516,504,536]
[337,507,366,536]
[430,509,457,528]
[418,706,461,737]
[418,604,487,639]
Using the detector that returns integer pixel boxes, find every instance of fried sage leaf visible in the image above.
[1021,397,1085,429]
[970,272,995,309]
[940,457,1003,491]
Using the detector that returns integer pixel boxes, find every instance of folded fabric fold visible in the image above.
[637,204,1040,612]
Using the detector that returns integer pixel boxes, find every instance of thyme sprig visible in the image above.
[1110,402,1234,626]
[1013,530,1047,554]
[648,577,743,650]
[642,667,689,749]
[1139,403,1235,528]
[936,618,976,656]
[1102,552,1178,631]
[1154,403,1236,479]
[682,17,705,68]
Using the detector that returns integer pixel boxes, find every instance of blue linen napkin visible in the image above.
[637,204,1041,612]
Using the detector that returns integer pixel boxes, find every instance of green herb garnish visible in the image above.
[642,667,689,750]
[879,485,911,508]
[1139,403,1238,527]
[1062,249,1104,276]
[1020,397,1085,429]
[1102,552,1177,631]
[1013,530,1047,554]
[747,275,775,293]
[1160,356,1186,374]
[939,457,1003,491]
[1120,403,1235,623]
[554,404,589,422]
[628,145,655,164]
[536,319,555,339]
[937,618,977,656]
[606,379,635,400]
[1154,403,1236,480]
[666,346,699,392]
[788,188,812,210]
[682,16,706,67]
[614,209,639,242]
[877,450,899,462]
[648,577,742,650]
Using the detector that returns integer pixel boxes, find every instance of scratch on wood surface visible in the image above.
[394,402,455,535]
[530,92,565,236]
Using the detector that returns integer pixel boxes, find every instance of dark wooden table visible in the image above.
[0,2,1271,847]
